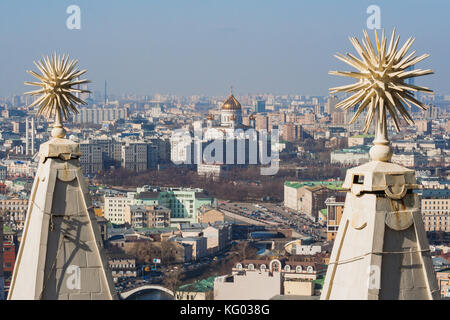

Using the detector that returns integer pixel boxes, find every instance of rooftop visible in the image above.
[333,145,371,154]
[284,180,343,190]
[350,134,375,139]
[422,189,450,198]
[179,276,218,292]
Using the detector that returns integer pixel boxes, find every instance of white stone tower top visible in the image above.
[321,30,439,300]
[8,55,116,300]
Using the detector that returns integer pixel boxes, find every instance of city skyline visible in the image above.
[0,0,447,97]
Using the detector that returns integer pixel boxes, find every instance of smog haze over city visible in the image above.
[0,0,448,96]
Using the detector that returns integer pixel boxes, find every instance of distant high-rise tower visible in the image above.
[25,117,35,156]
[104,80,107,104]
[255,99,266,113]
[326,95,338,115]
[405,65,415,87]
[405,65,420,112]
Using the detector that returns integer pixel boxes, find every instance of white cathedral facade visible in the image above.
[171,89,274,178]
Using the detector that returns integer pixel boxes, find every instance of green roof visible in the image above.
[350,134,374,139]
[313,276,324,289]
[335,145,370,154]
[320,209,327,216]
[179,276,218,292]
[284,180,343,190]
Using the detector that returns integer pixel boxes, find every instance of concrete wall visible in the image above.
[284,280,314,296]
[284,185,300,211]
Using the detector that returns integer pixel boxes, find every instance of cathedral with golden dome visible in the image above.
[206,87,255,130]
[171,87,273,179]
[219,87,243,128]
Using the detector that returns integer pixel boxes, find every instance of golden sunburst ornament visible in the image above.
[330,29,433,161]
[24,53,90,138]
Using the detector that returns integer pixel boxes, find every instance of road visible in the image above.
[218,201,325,241]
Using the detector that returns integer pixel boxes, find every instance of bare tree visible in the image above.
[163,268,183,300]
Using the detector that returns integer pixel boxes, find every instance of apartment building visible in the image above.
[104,194,134,225]
[121,142,148,172]
[0,197,28,228]
[421,189,450,232]
[135,187,214,226]
[173,236,207,261]
[284,181,342,220]
[73,107,128,125]
[108,254,137,283]
[124,205,170,229]
[391,151,427,168]
[331,146,371,166]
[79,142,103,175]
[325,195,346,241]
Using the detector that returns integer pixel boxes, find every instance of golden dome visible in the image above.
[221,87,241,110]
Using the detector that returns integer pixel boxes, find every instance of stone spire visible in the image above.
[8,54,116,300]
[321,30,439,300]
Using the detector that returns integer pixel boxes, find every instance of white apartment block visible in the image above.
[330,148,370,165]
[73,107,128,124]
[170,133,193,164]
[104,194,134,224]
[391,152,427,168]
[284,182,302,211]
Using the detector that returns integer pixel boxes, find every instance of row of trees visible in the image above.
[95,163,345,202]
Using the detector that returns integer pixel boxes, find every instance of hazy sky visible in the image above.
[0,0,448,97]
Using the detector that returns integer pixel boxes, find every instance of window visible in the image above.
[296,265,302,273]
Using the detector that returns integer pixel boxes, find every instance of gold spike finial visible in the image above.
[24,54,91,138]
[329,29,433,161]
